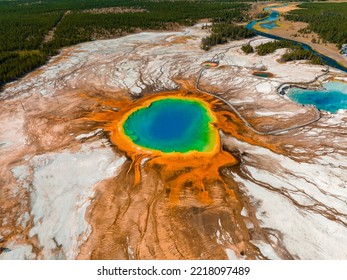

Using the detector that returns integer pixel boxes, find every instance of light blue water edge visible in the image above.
[259,8,280,30]
[246,4,287,31]
[286,81,347,113]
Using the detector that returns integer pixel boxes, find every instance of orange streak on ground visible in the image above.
[201,61,219,68]
[84,86,280,205]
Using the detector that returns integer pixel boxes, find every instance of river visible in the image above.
[246,4,347,73]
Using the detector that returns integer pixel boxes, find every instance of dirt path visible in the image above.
[195,41,326,135]
[43,10,71,43]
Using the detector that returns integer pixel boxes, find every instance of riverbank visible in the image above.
[256,3,347,69]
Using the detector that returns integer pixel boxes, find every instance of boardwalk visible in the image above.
[195,45,326,135]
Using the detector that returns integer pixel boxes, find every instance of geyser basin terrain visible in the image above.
[122,97,218,153]
[287,81,347,113]
[1,23,347,261]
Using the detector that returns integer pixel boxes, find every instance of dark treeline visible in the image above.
[255,11,270,19]
[201,24,254,51]
[200,4,254,51]
[282,49,323,65]
[0,13,64,51]
[198,0,322,52]
[251,40,323,65]
[45,2,251,51]
[0,0,252,87]
[285,2,347,48]
[255,40,296,56]
[212,7,251,24]
[1,0,322,87]
[241,44,254,54]
[0,51,47,85]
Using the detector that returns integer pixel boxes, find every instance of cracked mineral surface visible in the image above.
[1,23,347,260]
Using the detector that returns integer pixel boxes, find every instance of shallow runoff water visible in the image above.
[247,5,283,30]
[123,97,217,153]
[287,81,347,113]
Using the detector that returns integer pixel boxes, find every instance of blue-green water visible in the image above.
[246,4,347,73]
[259,6,280,30]
[253,72,272,78]
[123,98,216,153]
[287,81,347,113]
[246,4,284,31]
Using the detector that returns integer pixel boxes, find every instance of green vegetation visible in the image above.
[285,2,347,48]
[45,1,251,50]
[0,12,64,51]
[255,40,323,65]
[0,51,47,85]
[255,11,270,19]
[199,2,254,51]
[255,40,295,56]
[297,27,311,35]
[282,49,323,64]
[241,44,254,54]
[2,0,334,87]
[201,24,254,51]
[0,0,252,87]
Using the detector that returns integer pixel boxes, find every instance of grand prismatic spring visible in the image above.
[122,97,217,153]
[1,20,347,260]
[85,88,274,198]
[77,87,283,259]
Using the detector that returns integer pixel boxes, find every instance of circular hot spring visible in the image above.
[252,71,274,78]
[122,97,218,153]
[201,61,219,68]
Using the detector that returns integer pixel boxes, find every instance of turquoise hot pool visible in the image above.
[122,97,217,153]
[287,81,347,113]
